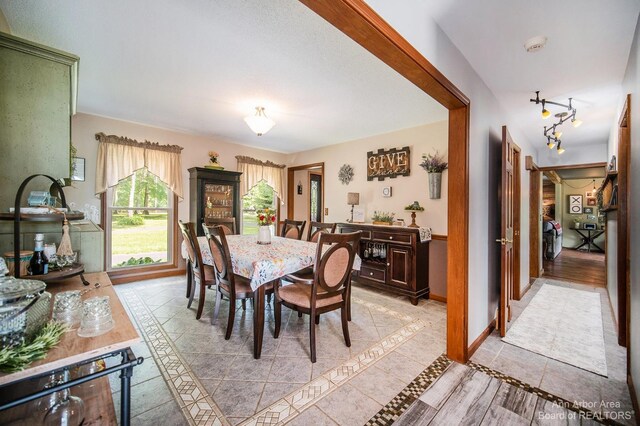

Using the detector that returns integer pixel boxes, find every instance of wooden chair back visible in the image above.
[280,219,306,240]
[307,221,336,242]
[311,231,360,303]
[203,217,237,236]
[204,225,236,298]
[179,220,204,278]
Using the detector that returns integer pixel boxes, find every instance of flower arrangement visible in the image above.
[208,151,219,164]
[257,208,277,226]
[372,211,395,223]
[419,151,448,173]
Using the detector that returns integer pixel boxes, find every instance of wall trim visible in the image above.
[429,294,447,303]
[109,267,185,285]
[468,318,496,358]
[431,234,447,241]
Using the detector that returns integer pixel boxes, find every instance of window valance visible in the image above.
[95,132,184,198]
[236,156,286,204]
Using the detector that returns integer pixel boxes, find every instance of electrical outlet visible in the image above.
[324,208,329,215]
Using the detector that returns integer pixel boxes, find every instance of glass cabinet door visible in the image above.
[203,183,234,224]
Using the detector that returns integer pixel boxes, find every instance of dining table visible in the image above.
[184,234,361,359]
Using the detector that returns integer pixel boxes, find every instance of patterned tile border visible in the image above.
[366,354,452,426]
[121,289,227,426]
[366,355,622,426]
[120,285,427,426]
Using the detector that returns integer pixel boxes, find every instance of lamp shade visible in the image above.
[244,107,275,136]
[347,192,359,205]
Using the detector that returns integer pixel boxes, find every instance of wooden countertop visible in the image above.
[0,272,140,386]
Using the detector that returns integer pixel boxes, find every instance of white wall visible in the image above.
[286,121,449,235]
[68,113,289,222]
[609,12,640,408]
[536,143,608,168]
[0,8,10,33]
[365,0,535,345]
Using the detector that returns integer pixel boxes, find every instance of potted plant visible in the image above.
[205,151,224,170]
[372,211,395,226]
[419,151,448,199]
[404,201,424,228]
[256,208,277,244]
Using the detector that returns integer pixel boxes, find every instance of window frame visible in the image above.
[100,187,181,283]
[240,182,280,235]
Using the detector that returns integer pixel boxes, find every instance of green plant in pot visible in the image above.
[372,211,395,225]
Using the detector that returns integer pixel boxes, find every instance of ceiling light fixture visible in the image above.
[532,92,584,154]
[244,106,275,136]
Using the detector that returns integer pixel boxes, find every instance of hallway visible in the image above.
[543,248,606,287]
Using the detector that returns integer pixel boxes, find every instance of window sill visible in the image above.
[108,263,185,284]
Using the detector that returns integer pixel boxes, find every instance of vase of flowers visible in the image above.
[205,151,224,170]
[419,151,448,199]
[257,208,276,245]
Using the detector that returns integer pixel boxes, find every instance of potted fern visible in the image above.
[419,151,448,199]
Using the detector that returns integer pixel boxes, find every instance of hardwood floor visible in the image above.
[543,248,605,287]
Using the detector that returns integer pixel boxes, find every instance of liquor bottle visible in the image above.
[29,233,48,275]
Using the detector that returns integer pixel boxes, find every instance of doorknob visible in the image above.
[495,238,513,245]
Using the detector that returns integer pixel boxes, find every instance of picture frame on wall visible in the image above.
[583,207,594,214]
[569,194,582,214]
[352,206,365,223]
[587,197,597,206]
[585,190,594,198]
[71,157,85,181]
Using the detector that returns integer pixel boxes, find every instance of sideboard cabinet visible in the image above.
[337,223,429,305]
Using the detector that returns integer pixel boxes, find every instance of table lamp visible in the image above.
[347,192,360,223]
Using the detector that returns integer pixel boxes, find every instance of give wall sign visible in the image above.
[366,146,411,181]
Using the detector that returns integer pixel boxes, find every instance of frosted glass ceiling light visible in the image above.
[244,107,275,136]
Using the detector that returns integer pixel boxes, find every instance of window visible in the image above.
[242,181,277,235]
[105,168,174,270]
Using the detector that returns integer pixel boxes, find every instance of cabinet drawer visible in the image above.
[360,265,386,283]
[372,231,412,244]
[340,227,371,239]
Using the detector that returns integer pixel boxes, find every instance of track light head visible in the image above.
[571,116,583,128]
[541,100,550,119]
[557,141,565,154]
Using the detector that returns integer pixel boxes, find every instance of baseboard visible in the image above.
[429,294,447,303]
[468,318,496,358]
[519,282,532,299]
[109,267,185,284]
[629,373,639,423]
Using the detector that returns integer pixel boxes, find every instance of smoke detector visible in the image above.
[524,36,547,53]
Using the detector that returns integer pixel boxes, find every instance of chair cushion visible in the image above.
[278,282,342,309]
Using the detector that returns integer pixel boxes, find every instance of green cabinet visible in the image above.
[0,31,79,209]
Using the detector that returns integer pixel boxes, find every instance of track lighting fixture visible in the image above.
[532,91,584,155]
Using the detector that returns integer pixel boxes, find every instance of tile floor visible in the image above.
[110,275,447,425]
[107,275,635,425]
[471,277,636,425]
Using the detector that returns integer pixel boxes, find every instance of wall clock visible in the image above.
[338,164,354,185]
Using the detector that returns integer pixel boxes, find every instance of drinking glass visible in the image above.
[52,290,82,326]
[77,296,114,337]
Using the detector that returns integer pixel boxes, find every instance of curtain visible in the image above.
[236,156,286,204]
[95,132,184,198]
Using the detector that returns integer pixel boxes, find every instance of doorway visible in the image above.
[287,162,325,226]
[301,0,470,362]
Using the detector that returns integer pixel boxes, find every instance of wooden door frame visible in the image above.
[286,162,325,220]
[300,0,470,362]
[617,95,630,350]
[308,170,324,223]
[513,144,522,301]
[526,156,541,292]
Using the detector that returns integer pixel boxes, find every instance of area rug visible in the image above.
[502,284,607,376]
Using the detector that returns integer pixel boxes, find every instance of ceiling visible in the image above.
[554,166,606,180]
[0,0,447,153]
[425,0,640,151]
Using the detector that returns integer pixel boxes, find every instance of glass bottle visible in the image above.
[29,233,48,275]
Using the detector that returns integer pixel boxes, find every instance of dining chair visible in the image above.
[178,221,216,320]
[307,221,337,242]
[203,217,237,236]
[205,225,275,340]
[280,219,306,240]
[273,231,361,362]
